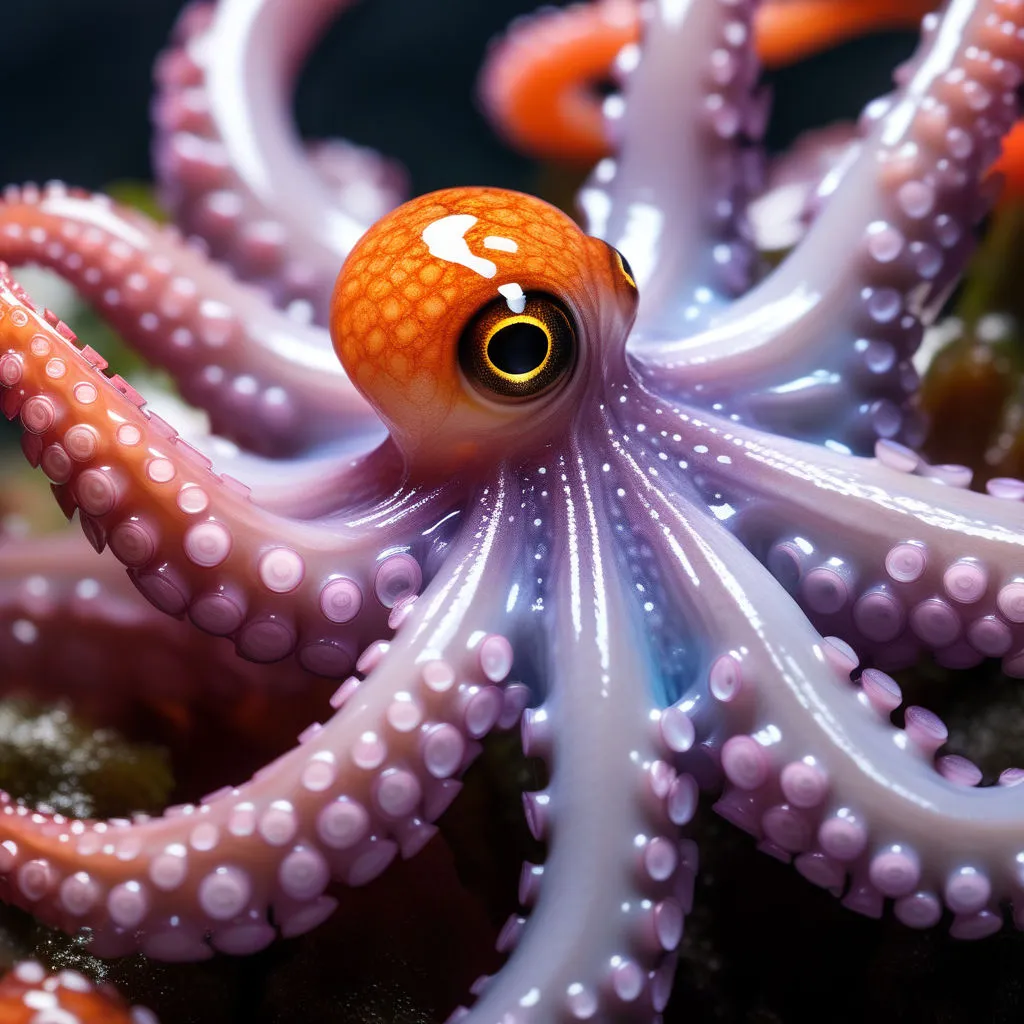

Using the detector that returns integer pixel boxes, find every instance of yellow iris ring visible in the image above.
[614,248,637,290]
[459,292,577,401]
[483,314,554,383]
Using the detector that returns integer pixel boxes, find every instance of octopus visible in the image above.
[0,0,1022,1021]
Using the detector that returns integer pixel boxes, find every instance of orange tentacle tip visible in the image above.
[329,187,637,472]
[479,0,937,164]
[994,120,1024,202]
[0,962,147,1024]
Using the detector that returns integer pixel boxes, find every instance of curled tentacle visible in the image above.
[0,183,380,457]
[631,0,1024,452]
[580,0,765,326]
[455,451,683,1022]
[479,0,641,166]
[0,530,319,701]
[662,406,1024,674]
[479,0,933,164]
[0,485,519,960]
[0,960,157,1023]
[153,0,404,321]
[0,269,444,674]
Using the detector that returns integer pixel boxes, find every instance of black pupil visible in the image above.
[488,322,549,376]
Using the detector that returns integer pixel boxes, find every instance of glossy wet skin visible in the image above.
[330,187,638,472]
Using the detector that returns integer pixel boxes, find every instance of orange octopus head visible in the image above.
[330,187,638,471]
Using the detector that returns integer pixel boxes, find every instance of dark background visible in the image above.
[0,0,912,195]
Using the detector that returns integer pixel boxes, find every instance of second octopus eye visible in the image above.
[459,293,577,401]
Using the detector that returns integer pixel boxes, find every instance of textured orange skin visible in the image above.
[330,187,636,471]
[0,969,137,1024]
[481,0,937,164]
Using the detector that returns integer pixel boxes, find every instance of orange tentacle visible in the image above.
[480,1,635,165]
[993,120,1024,201]
[756,0,934,67]
[480,0,936,164]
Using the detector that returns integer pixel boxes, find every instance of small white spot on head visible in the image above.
[483,235,518,253]
[497,282,526,314]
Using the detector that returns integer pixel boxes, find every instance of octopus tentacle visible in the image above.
[0,271,440,674]
[479,0,934,165]
[632,0,1024,452]
[153,0,402,321]
[677,517,1024,937]
[479,0,641,167]
[579,0,765,327]
[197,437,403,520]
[665,407,1024,673]
[0,484,518,961]
[0,960,158,1023]
[0,530,318,700]
[456,450,684,1022]
[0,183,380,457]
[605,435,1024,938]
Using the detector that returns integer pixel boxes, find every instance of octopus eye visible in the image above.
[459,293,577,401]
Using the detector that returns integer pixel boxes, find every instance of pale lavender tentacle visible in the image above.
[605,436,1024,940]
[305,138,407,224]
[748,122,859,253]
[134,384,400,520]
[679,516,1024,938]
[195,437,403,520]
[153,0,404,321]
[0,183,381,457]
[631,0,1024,453]
[455,450,684,1023]
[0,530,318,700]
[0,275,450,675]
[581,0,764,327]
[0,486,519,960]
[661,405,1024,674]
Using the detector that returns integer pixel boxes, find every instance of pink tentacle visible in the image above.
[0,486,520,962]
[663,405,1024,674]
[0,269,445,675]
[153,0,404,322]
[0,182,379,457]
[0,529,319,702]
